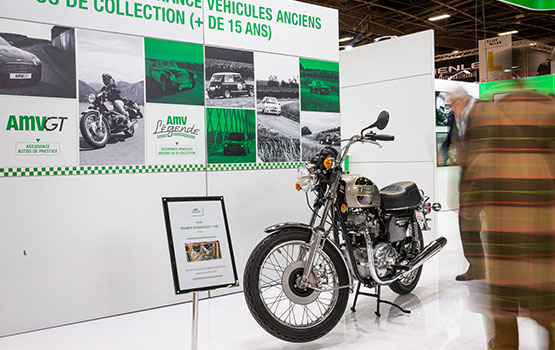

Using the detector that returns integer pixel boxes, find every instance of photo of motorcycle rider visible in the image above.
[443,85,484,282]
[101,73,133,129]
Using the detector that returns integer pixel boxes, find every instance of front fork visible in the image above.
[299,176,339,289]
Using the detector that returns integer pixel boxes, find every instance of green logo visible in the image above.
[6,115,68,132]
[153,115,200,139]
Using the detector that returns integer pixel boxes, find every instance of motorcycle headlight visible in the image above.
[297,163,317,192]
[88,94,96,103]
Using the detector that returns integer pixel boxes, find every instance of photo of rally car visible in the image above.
[261,96,282,115]
[224,132,250,156]
[0,36,42,88]
[308,80,331,95]
[206,72,254,99]
[147,59,196,94]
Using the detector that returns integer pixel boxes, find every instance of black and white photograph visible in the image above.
[0,18,76,98]
[205,46,255,109]
[301,112,341,161]
[77,29,145,166]
[435,91,452,127]
[255,53,300,162]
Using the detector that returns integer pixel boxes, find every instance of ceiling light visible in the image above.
[529,42,536,46]
[452,50,459,54]
[345,45,354,51]
[428,14,450,21]
[498,30,518,36]
[339,36,353,43]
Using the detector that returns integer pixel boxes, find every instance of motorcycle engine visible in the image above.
[373,242,398,277]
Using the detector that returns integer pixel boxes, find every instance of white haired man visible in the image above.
[442,85,484,281]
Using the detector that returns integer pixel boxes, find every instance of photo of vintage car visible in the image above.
[206,72,254,99]
[0,36,42,88]
[261,96,282,115]
[224,132,249,156]
[185,241,222,263]
[308,80,331,95]
[147,59,196,94]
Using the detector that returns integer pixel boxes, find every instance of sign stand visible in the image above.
[162,197,239,350]
[191,292,200,350]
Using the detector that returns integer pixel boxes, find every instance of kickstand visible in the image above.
[350,281,411,316]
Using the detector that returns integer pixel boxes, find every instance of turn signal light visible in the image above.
[295,182,301,191]
[323,157,333,169]
[341,204,348,213]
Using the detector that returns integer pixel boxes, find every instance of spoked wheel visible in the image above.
[389,222,424,295]
[80,112,110,148]
[243,229,349,343]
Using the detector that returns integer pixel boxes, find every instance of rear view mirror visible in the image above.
[360,110,390,136]
[376,111,390,130]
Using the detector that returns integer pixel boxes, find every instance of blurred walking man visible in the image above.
[459,48,555,349]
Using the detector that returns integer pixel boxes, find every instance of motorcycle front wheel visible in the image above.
[80,112,110,148]
[243,229,349,343]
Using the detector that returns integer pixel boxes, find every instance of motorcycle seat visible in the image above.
[380,181,422,210]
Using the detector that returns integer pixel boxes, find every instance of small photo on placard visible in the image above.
[301,112,340,161]
[206,108,256,164]
[77,29,145,166]
[205,46,255,109]
[0,18,76,99]
[300,58,340,113]
[144,38,204,106]
[255,53,300,163]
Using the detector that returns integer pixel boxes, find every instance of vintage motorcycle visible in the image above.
[80,91,143,148]
[243,111,447,342]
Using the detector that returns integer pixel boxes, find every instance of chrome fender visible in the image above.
[264,222,354,291]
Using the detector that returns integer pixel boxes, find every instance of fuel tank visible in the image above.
[341,174,381,208]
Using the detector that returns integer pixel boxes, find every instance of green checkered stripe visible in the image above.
[0,164,206,177]
[208,162,302,172]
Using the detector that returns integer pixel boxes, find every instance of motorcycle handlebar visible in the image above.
[363,133,395,141]
[374,134,395,141]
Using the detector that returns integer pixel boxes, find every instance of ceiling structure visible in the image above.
[298,0,555,56]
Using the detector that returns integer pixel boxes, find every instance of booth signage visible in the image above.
[498,0,555,10]
[0,0,340,177]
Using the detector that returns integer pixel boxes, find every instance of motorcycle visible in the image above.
[80,91,143,148]
[243,111,447,342]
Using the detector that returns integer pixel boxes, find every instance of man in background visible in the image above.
[459,47,555,348]
[443,85,484,281]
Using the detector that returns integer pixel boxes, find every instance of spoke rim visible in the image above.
[258,240,340,329]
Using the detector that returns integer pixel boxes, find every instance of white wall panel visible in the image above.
[0,172,207,336]
[206,169,312,297]
[341,74,436,163]
[340,30,434,88]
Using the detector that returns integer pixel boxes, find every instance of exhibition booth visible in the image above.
[0,0,553,348]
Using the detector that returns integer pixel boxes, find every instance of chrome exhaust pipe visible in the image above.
[367,236,448,285]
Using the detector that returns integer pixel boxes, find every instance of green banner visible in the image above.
[498,0,555,10]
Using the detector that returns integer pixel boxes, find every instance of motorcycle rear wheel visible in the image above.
[389,223,424,295]
[243,229,349,343]
[80,112,110,148]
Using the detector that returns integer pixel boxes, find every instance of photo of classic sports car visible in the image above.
[224,132,249,156]
[147,59,196,94]
[206,72,254,99]
[308,80,331,95]
[0,36,42,88]
[261,96,282,115]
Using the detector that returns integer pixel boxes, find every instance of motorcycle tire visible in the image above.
[80,112,110,149]
[389,222,424,295]
[243,229,349,343]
